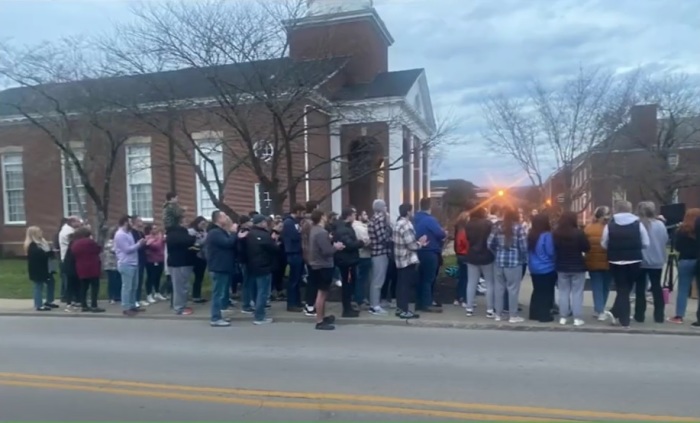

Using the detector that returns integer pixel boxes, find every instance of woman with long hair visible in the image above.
[527,213,556,322]
[553,211,590,326]
[669,208,700,324]
[635,202,668,323]
[188,216,209,303]
[453,211,470,307]
[25,226,58,311]
[487,207,527,323]
[103,226,121,304]
[144,223,167,304]
[584,206,611,319]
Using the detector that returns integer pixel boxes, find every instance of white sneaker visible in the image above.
[333,279,342,287]
[253,318,273,325]
[494,315,502,322]
[380,300,390,309]
[146,294,156,304]
[389,299,397,309]
[509,316,525,323]
[210,319,231,327]
[597,313,609,322]
[486,310,495,319]
[369,306,388,316]
[461,302,468,308]
[574,319,585,327]
[155,293,167,301]
[603,311,619,326]
[559,317,567,325]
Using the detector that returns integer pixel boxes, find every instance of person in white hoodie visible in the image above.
[635,201,668,324]
[600,200,650,328]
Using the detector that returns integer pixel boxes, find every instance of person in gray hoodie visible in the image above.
[635,201,668,323]
[601,200,650,328]
[308,209,345,331]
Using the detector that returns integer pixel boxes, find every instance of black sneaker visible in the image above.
[288,306,304,313]
[36,306,52,311]
[241,308,254,314]
[323,315,336,324]
[342,310,360,318]
[303,305,317,316]
[315,321,335,330]
[91,307,106,313]
[193,298,208,304]
[81,307,91,312]
[692,321,700,328]
[398,311,420,320]
[44,303,59,309]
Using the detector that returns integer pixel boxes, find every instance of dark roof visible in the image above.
[332,68,423,101]
[0,57,347,117]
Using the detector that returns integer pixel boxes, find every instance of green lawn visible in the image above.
[0,255,458,300]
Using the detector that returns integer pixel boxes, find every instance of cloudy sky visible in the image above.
[1,0,699,187]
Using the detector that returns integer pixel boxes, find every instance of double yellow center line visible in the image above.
[0,372,694,422]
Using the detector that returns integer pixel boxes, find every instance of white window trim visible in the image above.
[125,138,154,221]
[254,183,272,216]
[194,131,224,218]
[668,153,679,169]
[61,146,87,218]
[2,151,26,225]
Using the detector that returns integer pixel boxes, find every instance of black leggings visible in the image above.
[529,272,556,322]
[272,254,286,293]
[192,258,207,299]
[80,278,100,308]
[66,275,81,305]
[145,262,164,295]
[381,259,397,301]
[338,265,357,312]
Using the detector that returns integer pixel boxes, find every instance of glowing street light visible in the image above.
[545,199,552,206]
[497,190,505,197]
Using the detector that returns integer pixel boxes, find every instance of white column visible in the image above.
[408,135,414,204]
[424,152,431,196]
[388,127,403,216]
[330,124,342,212]
[416,138,422,200]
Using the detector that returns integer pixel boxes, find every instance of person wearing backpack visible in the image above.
[453,211,470,307]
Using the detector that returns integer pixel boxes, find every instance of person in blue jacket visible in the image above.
[527,213,556,322]
[413,198,446,312]
[282,203,306,312]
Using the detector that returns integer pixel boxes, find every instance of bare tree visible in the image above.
[481,67,640,211]
[627,74,700,205]
[0,39,137,243]
[98,0,450,215]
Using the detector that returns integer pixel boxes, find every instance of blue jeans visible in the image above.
[118,264,139,311]
[417,250,438,309]
[241,265,256,311]
[254,274,272,322]
[106,270,121,301]
[209,272,231,322]
[32,278,55,309]
[355,257,372,304]
[589,270,611,314]
[456,261,468,302]
[676,259,696,318]
[286,254,304,308]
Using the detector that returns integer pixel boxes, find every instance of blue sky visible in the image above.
[1,0,699,186]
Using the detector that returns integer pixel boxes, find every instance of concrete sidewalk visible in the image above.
[2,276,698,336]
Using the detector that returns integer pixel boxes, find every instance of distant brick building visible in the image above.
[0,0,436,255]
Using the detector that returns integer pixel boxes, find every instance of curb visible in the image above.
[2,311,699,336]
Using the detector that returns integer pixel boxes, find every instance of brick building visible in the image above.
[544,104,700,222]
[0,0,436,255]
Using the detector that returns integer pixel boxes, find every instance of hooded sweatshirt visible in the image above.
[413,211,446,253]
[639,218,668,269]
[600,212,650,264]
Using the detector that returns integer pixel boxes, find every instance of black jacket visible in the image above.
[675,231,699,260]
[553,229,591,273]
[166,226,197,267]
[131,229,146,266]
[245,226,279,276]
[27,242,53,282]
[237,226,250,265]
[464,218,495,265]
[205,226,237,274]
[331,220,364,267]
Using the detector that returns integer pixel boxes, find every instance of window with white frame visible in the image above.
[612,187,627,205]
[126,144,153,220]
[196,140,224,218]
[254,183,272,216]
[2,153,26,224]
[62,149,87,218]
[668,153,679,169]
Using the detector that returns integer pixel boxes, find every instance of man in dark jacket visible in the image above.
[246,214,279,325]
[282,203,306,312]
[331,207,365,317]
[166,225,197,315]
[464,207,496,317]
[205,211,240,327]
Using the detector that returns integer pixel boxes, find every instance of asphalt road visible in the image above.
[0,316,698,421]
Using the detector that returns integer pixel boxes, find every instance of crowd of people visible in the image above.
[22,191,700,331]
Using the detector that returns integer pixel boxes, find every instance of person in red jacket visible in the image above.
[70,227,105,313]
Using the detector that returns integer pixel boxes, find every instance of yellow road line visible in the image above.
[0,372,695,422]
[0,379,563,422]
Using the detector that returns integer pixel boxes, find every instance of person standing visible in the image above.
[453,211,470,308]
[352,210,372,308]
[367,199,392,316]
[71,227,105,313]
[129,215,148,308]
[162,192,186,230]
[635,202,668,324]
[166,223,197,316]
[188,216,209,304]
[58,216,80,303]
[308,210,344,330]
[114,216,146,316]
[331,207,365,318]
[669,208,700,324]
[103,227,121,304]
[282,204,306,312]
[487,207,527,323]
[393,203,427,319]
[205,211,240,327]
[246,215,279,325]
[144,224,167,303]
[301,201,320,316]
[414,198,446,313]
[25,226,57,311]
[601,200,650,328]
[464,207,495,317]
[527,214,556,323]
[552,212,590,326]
[584,206,611,320]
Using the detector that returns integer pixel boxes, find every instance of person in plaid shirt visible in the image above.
[367,199,392,315]
[393,203,427,319]
[487,207,527,323]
